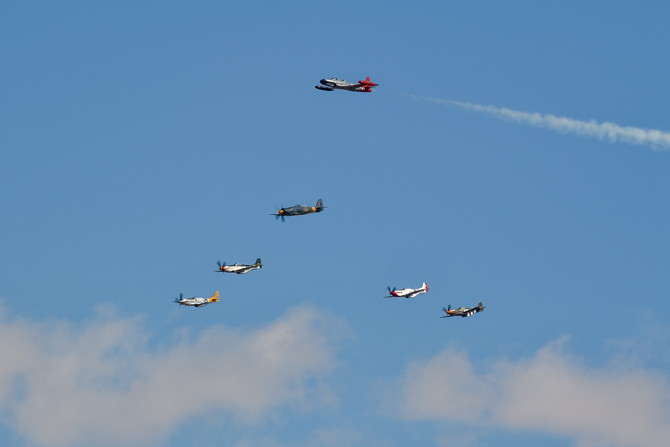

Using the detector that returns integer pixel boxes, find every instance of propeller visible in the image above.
[174,293,184,305]
[216,260,227,271]
[272,206,286,222]
[440,305,452,318]
[387,286,397,293]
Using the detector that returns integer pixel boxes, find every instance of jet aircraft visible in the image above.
[441,302,485,318]
[173,291,220,307]
[271,198,325,222]
[216,258,262,274]
[385,282,428,298]
[315,77,378,92]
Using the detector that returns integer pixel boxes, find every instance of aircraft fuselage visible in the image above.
[219,264,261,274]
[316,77,377,93]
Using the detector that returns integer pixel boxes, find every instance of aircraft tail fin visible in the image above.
[316,198,324,211]
[209,291,220,303]
[477,301,484,308]
[358,76,378,88]
[423,282,428,292]
[255,258,262,266]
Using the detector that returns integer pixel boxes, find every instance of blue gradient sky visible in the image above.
[1,2,669,447]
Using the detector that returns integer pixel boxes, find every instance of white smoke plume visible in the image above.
[411,95,670,151]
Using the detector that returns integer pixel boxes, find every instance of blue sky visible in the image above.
[1,1,669,446]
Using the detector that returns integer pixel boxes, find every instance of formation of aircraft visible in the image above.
[174,291,220,307]
[217,258,262,274]
[169,76,488,322]
[441,302,485,318]
[385,282,428,298]
[315,77,378,92]
[271,198,325,222]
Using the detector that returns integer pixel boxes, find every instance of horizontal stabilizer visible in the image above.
[358,76,378,86]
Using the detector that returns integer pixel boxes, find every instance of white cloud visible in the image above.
[409,95,670,151]
[312,425,362,447]
[395,338,670,447]
[230,425,363,447]
[0,305,343,447]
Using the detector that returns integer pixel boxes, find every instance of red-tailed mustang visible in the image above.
[441,302,485,318]
[385,283,428,298]
[315,76,378,92]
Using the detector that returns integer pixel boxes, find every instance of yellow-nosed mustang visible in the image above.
[216,258,262,274]
[173,291,220,307]
[271,198,325,222]
[441,302,485,318]
[384,282,428,298]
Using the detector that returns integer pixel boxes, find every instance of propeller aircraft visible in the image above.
[385,282,428,298]
[173,291,220,307]
[315,77,378,92]
[441,302,485,318]
[271,198,325,222]
[216,258,262,274]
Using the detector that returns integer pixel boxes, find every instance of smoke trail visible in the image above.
[409,95,670,151]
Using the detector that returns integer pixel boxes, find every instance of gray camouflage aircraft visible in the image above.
[271,198,325,222]
[441,302,485,318]
[216,258,262,274]
[173,291,220,308]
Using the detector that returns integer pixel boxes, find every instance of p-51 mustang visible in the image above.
[315,77,378,92]
[217,258,262,274]
[173,291,220,307]
[385,282,428,298]
[271,198,325,222]
[441,302,485,318]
